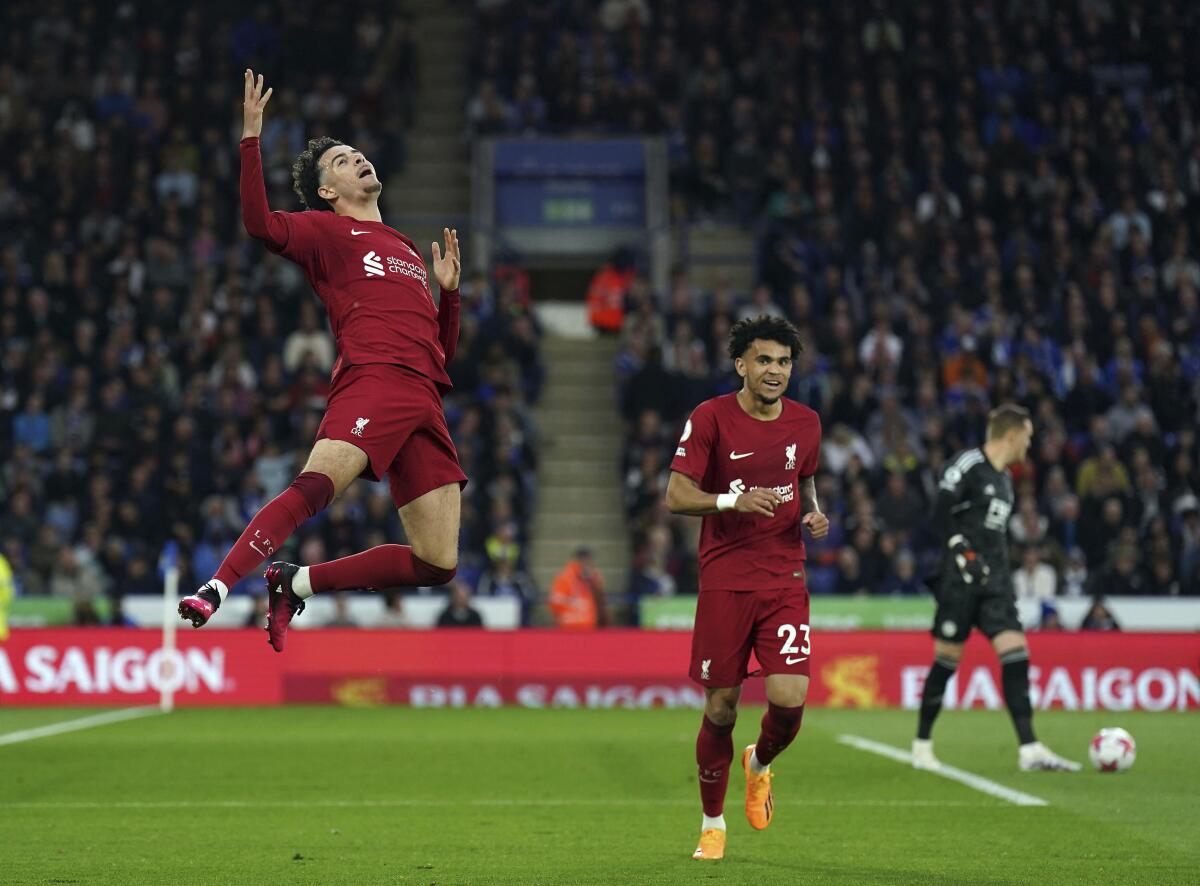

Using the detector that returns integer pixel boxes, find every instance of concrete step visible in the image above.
[403,143,468,161]
[534,434,622,458]
[682,223,757,293]
[535,399,619,420]
[540,366,616,384]
[536,414,627,437]
[406,122,464,140]
[531,565,630,593]
[392,156,468,179]
[404,133,469,155]
[391,186,470,213]
[532,484,624,507]
[541,363,618,378]
[538,462,623,487]
[539,443,621,463]
[532,511,628,530]
[531,549,630,573]
[542,338,619,355]
[412,81,466,100]
[534,546,628,568]
[414,19,472,36]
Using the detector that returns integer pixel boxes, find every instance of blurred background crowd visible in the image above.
[3,0,1200,631]
[565,0,1200,604]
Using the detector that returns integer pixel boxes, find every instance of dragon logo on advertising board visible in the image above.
[331,677,388,707]
[821,655,883,708]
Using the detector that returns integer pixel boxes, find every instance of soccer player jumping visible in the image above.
[179,70,466,650]
[913,404,1080,772]
[666,316,828,861]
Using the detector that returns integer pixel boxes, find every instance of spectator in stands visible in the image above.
[326,593,357,628]
[628,524,678,602]
[1038,604,1064,632]
[1013,546,1057,603]
[879,549,928,596]
[549,547,609,629]
[245,595,268,630]
[1061,548,1089,598]
[1088,545,1147,597]
[50,548,104,624]
[1080,599,1121,632]
[875,471,924,541]
[476,556,537,625]
[0,549,12,640]
[834,546,871,596]
[437,581,484,628]
[282,301,335,374]
[377,590,407,628]
[586,248,636,334]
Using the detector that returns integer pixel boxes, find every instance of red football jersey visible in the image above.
[670,393,821,592]
[240,139,452,390]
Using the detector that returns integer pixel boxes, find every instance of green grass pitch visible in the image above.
[1,706,1196,885]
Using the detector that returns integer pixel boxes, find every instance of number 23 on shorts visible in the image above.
[778,623,811,665]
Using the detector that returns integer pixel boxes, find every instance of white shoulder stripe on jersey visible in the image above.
[939,450,984,491]
[951,449,984,471]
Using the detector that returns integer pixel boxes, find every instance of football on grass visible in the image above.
[1089,727,1136,772]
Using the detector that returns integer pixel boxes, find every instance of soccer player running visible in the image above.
[666,316,828,861]
[179,70,466,650]
[912,404,1080,771]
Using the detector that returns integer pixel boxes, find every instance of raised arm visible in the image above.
[432,227,462,364]
[238,69,289,249]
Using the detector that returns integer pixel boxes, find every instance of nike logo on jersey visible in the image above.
[785,656,808,665]
[729,451,754,460]
[351,229,371,235]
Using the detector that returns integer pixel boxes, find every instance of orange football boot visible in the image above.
[691,828,726,861]
[742,745,774,830]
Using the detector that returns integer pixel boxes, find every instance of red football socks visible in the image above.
[753,703,805,766]
[213,472,334,588]
[696,715,736,817]
[309,544,456,592]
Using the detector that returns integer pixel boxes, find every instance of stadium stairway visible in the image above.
[386,6,471,259]
[530,334,631,624]
[678,223,757,295]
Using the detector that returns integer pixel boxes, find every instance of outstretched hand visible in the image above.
[242,69,273,140]
[432,227,461,291]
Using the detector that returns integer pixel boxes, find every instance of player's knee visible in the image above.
[704,704,737,727]
[413,554,457,587]
[704,689,739,725]
[412,544,458,574]
[768,684,808,708]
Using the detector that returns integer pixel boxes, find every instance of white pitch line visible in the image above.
[837,734,1049,807]
[0,707,162,747]
[0,797,994,811]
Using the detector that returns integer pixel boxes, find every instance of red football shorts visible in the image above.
[688,584,812,687]
[316,363,468,507]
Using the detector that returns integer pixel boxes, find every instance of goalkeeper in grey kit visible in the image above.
[912,404,1080,772]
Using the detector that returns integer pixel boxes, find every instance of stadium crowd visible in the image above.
[589,0,1200,607]
[0,1,543,624]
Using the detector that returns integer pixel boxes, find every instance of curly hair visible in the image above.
[291,136,343,211]
[727,314,803,361]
